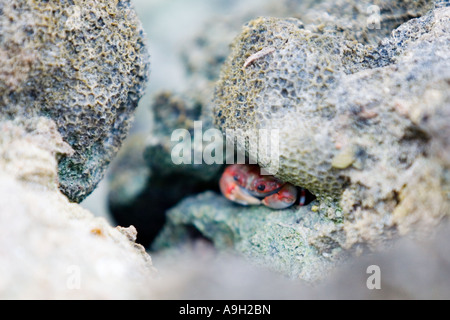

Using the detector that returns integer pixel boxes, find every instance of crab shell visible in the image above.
[219,164,298,209]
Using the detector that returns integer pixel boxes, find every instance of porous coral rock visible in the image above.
[0,0,150,202]
[295,0,434,45]
[214,16,366,198]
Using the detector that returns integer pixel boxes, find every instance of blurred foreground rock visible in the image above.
[0,118,155,299]
[152,219,450,299]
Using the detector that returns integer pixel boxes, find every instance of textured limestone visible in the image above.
[213,6,450,253]
[214,16,359,198]
[0,0,150,202]
[293,0,434,45]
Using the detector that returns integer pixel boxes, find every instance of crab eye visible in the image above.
[257,184,266,191]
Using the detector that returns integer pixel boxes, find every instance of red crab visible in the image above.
[219,164,306,209]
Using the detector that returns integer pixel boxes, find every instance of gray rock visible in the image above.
[0,0,150,202]
[213,5,450,257]
[153,192,346,282]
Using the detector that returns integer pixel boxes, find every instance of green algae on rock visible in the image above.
[153,191,346,281]
[0,0,150,202]
[0,117,155,299]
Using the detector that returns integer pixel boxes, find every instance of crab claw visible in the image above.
[219,171,261,206]
[261,183,298,209]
